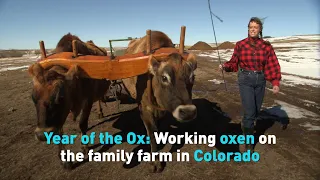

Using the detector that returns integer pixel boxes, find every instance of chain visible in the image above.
[108,80,122,112]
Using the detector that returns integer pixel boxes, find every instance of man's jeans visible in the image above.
[238,69,266,129]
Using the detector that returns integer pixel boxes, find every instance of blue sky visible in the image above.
[0,0,318,49]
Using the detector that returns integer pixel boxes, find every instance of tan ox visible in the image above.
[29,33,110,169]
[122,31,197,172]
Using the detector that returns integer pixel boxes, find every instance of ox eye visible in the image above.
[57,96,64,104]
[162,75,168,82]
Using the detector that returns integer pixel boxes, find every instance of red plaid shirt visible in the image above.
[223,37,281,86]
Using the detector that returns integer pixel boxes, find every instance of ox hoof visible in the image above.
[149,160,164,173]
[61,161,73,170]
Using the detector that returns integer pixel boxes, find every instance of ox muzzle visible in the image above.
[172,104,197,122]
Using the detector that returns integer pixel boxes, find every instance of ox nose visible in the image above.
[172,104,197,122]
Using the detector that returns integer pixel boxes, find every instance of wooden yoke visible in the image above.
[39,41,46,59]
[33,26,189,80]
[146,29,167,111]
[146,30,151,54]
[179,26,186,54]
[72,40,78,58]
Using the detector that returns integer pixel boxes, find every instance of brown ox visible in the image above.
[55,33,108,119]
[122,31,197,172]
[29,33,110,169]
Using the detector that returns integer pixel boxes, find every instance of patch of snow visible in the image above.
[266,35,320,43]
[293,35,320,40]
[272,42,319,48]
[208,79,225,84]
[299,122,320,131]
[300,99,320,108]
[22,54,35,57]
[281,75,320,87]
[266,87,286,95]
[275,44,320,79]
[0,56,39,63]
[197,50,233,61]
[0,64,13,67]
[301,100,318,105]
[0,65,29,72]
[263,100,319,120]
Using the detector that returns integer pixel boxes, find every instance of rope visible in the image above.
[207,0,227,91]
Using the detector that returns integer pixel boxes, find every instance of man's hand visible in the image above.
[219,64,225,70]
[273,86,280,94]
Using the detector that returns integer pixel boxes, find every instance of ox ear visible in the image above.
[148,55,161,75]
[28,63,45,84]
[64,65,80,80]
[186,53,197,71]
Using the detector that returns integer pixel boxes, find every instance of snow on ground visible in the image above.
[299,122,320,131]
[0,64,13,67]
[301,100,318,105]
[271,41,319,48]
[0,55,39,72]
[263,100,319,120]
[281,75,320,87]
[0,65,30,72]
[208,78,225,84]
[197,49,233,61]
[197,34,320,87]
[274,42,319,79]
[266,87,286,95]
[265,34,320,43]
[262,100,320,131]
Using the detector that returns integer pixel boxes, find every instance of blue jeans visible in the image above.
[238,69,266,129]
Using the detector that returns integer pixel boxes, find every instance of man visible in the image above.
[219,17,281,152]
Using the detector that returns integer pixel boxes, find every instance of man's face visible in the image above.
[248,21,261,38]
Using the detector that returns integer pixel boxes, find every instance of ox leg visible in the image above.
[79,99,93,156]
[58,128,73,170]
[140,107,164,173]
[97,100,104,119]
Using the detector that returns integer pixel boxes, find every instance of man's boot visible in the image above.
[239,125,254,153]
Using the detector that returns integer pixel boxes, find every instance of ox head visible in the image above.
[28,63,79,141]
[148,52,197,122]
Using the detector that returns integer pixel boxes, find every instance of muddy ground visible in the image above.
[0,52,319,180]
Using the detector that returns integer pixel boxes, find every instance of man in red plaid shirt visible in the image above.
[220,17,282,152]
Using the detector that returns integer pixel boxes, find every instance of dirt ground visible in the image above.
[0,52,319,180]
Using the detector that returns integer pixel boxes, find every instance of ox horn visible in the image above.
[64,65,80,80]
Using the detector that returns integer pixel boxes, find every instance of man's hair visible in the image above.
[248,17,264,39]
[247,17,270,45]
